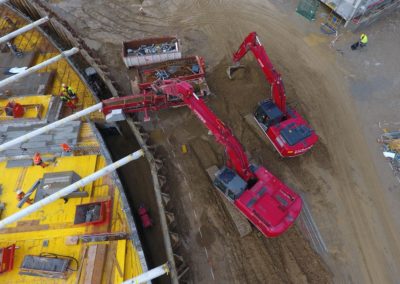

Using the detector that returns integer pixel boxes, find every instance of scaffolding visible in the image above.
[321,11,343,34]
[317,0,400,29]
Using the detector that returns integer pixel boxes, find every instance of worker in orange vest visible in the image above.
[33,152,48,168]
[16,189,33,205]
[60,143,72,153]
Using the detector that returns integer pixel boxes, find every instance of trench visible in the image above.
[98,121,170,284]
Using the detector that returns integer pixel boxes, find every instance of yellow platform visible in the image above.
[0,5,145,283]
[0,95,51,120]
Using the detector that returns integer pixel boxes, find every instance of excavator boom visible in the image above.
[228,32,287,114]
[155,80,253,181]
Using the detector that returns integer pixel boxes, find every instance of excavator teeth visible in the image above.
[227,65,245,79]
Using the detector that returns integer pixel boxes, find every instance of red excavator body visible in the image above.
[234,166,302,237]
[228,32,318,157]
[104,79,302,237]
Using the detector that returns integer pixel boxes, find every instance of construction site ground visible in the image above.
[50,0,400,283]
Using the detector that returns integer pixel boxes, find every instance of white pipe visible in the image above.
[0,0,8,4]
[122,263,170,284]
[0,47,79,90]
[0,102,103,152]
[0,149,144,229]
[0,17,49,44]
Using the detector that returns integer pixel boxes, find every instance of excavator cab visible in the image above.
[213,167,247,202]
[254,100,284,129]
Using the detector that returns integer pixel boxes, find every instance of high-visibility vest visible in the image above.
[60,93,70,102]
[61,143,72,152]
[360,34,368,44]
[63,86,77,99]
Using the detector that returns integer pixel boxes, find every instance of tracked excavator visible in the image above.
[228,32,318,157]
[103,80,302,237]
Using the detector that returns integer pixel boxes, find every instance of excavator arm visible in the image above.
[154,80,254,181]
[229,32,287,114]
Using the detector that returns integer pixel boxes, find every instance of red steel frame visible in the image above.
[0,244,16,273]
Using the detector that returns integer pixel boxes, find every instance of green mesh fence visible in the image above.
[296,0,320,21]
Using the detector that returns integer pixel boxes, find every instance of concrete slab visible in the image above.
[0,121,81,158]
[46,96,62,122]
[0,72,54,97]
[27,135,53,142]
[0,51,36,81]
[6,159,33,168]
[6,131,28,138]
[53,127,75,133]
[3,149,23,156]
[21,141,47,149]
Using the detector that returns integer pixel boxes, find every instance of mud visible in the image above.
[49,0,400,283]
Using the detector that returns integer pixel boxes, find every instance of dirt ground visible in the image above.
[49,0,400,283]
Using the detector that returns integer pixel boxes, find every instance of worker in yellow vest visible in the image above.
[351,33,368,50]
[359,34,368,48]
[62,83,78,102]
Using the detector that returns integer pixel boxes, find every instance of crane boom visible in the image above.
[231,32,287,114]
[155,80,253,181]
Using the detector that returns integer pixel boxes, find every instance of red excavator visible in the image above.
[228,32,318,157]
[102,80,302,237]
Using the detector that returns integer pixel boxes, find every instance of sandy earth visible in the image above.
[49,0,400,283]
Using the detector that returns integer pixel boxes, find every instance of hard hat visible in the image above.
[361,33,366,38]
[16,189,22,194]
[61,83,66,87]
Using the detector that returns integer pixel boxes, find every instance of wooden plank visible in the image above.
[104,242,117,284]
[0,223,49,234]
[91,244,107,284]
[75,246,87,284]
[83,245,97,284]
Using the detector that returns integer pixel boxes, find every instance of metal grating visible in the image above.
[19,255,70,279]
[297,0,320,21]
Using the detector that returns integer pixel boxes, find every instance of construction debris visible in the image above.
[127,42,177,56]
[378,129,400,177]
[122,36,182,67]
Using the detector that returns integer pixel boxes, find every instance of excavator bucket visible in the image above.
[227,63,245,79]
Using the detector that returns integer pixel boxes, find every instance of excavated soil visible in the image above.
[50,0,400,283]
